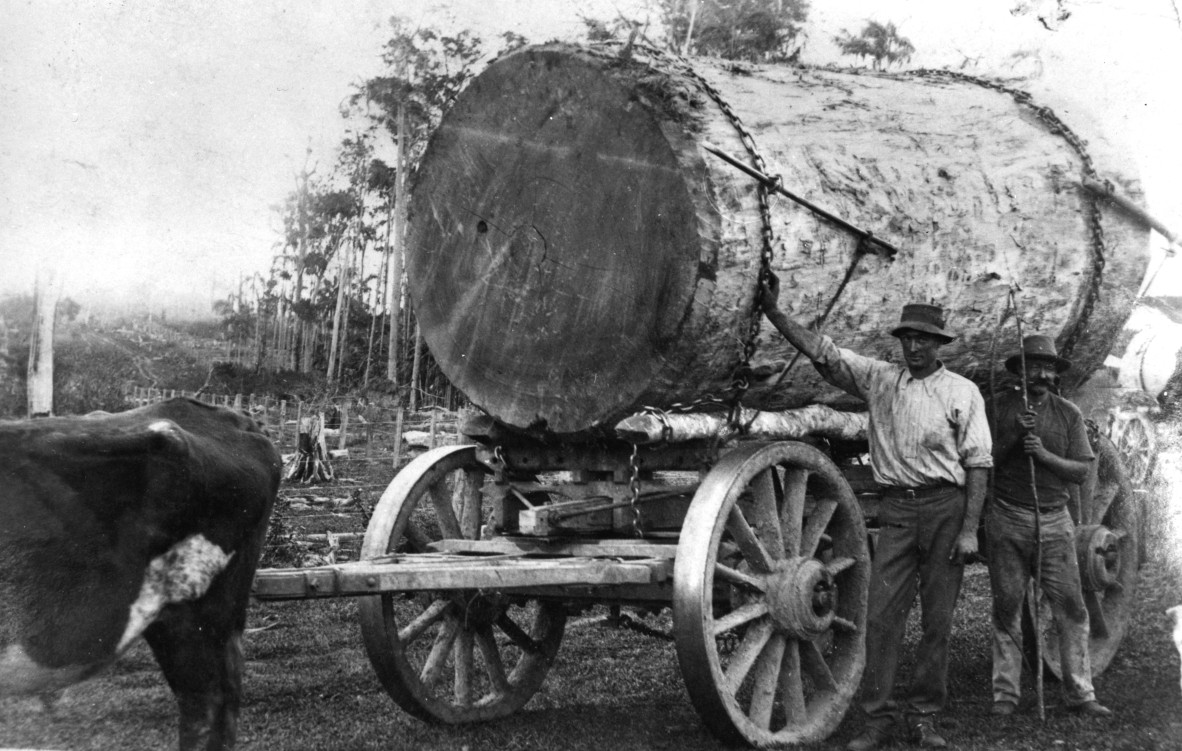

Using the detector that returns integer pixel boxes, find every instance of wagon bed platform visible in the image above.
[252,542,674,601]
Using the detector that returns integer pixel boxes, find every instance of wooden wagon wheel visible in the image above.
[1105,409,1155,487]
[1026,430,1143,680]
[1032,485,1141,680]
[358,445,566,723]
[673,442,870,747]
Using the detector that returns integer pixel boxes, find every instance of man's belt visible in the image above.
[878,483,960,500]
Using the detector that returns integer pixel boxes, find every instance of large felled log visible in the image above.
[406,43,1151,436]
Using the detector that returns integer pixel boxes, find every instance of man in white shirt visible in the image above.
[760,273,992,750]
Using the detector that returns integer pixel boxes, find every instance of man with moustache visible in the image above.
[986,334,1112,718]
[759,273,992,750]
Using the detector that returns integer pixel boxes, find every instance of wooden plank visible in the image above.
[427,536,679,559]
[251,553,672,601]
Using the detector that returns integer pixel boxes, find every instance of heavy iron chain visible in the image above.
[591,40,777,430]
[910,69,1107,362]
[627,441,644,537]
[586,41,781,535]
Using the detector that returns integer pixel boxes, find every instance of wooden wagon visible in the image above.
[252,42,1156,747]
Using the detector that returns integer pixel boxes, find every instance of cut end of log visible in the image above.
[408,45,713,434]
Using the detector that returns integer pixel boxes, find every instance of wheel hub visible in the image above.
[450,590,508,628]
[766,557,837,639]
[1076,524,1121,591]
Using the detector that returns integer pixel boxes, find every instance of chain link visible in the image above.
[627,442,643,537]
[590,41,777,428]
[910,69,1106,361]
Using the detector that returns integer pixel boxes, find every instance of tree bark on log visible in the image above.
[615,404,869,445]
[406,43,1151,436]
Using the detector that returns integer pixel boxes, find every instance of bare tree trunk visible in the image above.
[364,240,388,388]
[27,270,59,417]
[327,234,351,385]
[292,164,310,372]
[386,97,408,383]
[409,322,422,411]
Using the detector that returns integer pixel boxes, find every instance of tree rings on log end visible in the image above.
[408,46,719,434]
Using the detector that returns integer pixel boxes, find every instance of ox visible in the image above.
[0,397,280,750]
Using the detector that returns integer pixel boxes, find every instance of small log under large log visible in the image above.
[614,404,869,445]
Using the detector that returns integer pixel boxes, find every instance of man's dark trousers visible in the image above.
[860,485,967,729]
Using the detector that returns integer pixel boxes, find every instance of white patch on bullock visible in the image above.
[147,419,174,433]
[116,535,234,653]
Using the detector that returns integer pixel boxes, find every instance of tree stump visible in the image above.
[284,414,334,484]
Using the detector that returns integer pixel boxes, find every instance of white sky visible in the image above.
[1,0,1180,315]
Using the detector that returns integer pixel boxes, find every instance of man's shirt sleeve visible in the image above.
[812,335,889,401]
[1066,405,1096,463]
[958,387,994,469]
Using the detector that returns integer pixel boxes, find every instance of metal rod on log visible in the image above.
[615,404,868,445]
[1082,177,1179,247]
[703,142,899,260]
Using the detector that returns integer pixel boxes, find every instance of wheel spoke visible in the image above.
[748,634,785,730]
[712,601,769,637]
[801,498,838,557]
[497,610,542,654]
[398,598,451,644]
[402,523,433,553]
[460,468,485,539]
[825,556,857,576]
[727,504,774,573]
[453,629,475,707]
[723,620,774,693]
[474,625,512,696]
[428,481,464,539]
[715,562,768,593]
[749,468,785,560]
[780,638,807,725]
[831,616,858,633]
[780,468,809,557]
[800,638,838,692]
[1085,589,1110,639]
[420,616,460,688]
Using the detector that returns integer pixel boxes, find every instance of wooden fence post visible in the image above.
[338,403,349,451]
[429,409,438,449]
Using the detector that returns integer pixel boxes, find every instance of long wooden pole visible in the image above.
[1011,288,1045,723]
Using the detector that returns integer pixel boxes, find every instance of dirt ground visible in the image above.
[2,451,1181,751]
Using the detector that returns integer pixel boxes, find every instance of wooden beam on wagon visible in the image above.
[250,554,673,601]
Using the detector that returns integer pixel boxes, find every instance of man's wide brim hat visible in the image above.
[889,303,954,343]
[1005,334,1071,374]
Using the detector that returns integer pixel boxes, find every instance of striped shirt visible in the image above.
[812,336,993,488]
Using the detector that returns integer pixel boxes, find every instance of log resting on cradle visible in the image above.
[615,404,869,445]
[406,43,1151,436]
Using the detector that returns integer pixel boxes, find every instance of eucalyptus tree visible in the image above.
[834,21,916,70]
